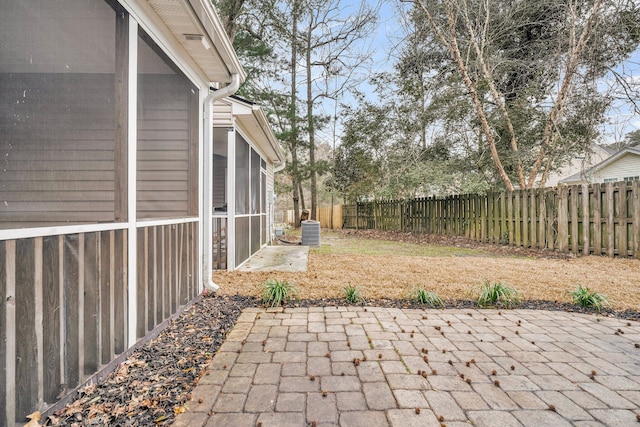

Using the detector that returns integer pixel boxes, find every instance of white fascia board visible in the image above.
[252,105,285,164]
[225,97,284,165]
[231,101,254,116]
[187,0,246,81]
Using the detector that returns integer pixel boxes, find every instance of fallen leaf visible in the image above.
[24,411,41,427]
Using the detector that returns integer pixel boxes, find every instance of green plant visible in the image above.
[261,279,297,307]
[341,284,363,304]
[477,282,520,308]
[570,285,610,311]
[409,286,445,308]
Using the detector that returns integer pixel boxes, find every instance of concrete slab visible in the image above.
[237,245,309,272]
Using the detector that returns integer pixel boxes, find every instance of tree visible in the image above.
[410,0,640,189]
[298,0,376,218]
[623,129,640,148]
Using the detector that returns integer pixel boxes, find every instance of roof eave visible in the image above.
[186,0,246,82]
[143,0,245,84]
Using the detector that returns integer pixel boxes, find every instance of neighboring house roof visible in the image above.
[541,144,611,187]
[559,146,640,184]
[144,0,245,83]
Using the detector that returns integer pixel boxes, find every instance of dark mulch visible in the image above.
[45,294,259,427]
[45,293,639,426]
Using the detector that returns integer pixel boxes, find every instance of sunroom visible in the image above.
[211,96,285,271]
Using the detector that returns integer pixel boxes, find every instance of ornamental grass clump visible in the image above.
[261,279,297,307]
[477,281,520,308]
[409,286,445,308]
[570,285,610,312]
[341,284,364,304]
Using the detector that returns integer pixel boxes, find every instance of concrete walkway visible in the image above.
[238,246,310,272]
[175,307,640,427]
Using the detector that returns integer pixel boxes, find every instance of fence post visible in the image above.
[606,183,615,257]
[592,184,602,255]
[633,181,640,258]
[514,192,521,246]
[619,183,628,257]
[529,190,537,249]
[538,189,546,249]
[557,186,569,253]
[581,184,590,255]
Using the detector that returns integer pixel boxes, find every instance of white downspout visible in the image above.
[203,74,241,292]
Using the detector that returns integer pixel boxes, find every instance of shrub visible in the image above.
[409,286,445,308]
[570,285,610,311]
[477,281,520,308]
[261,279,297,307]
[341,284,364,304]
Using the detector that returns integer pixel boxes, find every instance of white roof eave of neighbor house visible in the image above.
[560,146,640,184]
[133,0,246,83]
[228,96,286,167]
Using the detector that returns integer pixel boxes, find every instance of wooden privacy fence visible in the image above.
[286,204,343,229]
[341,182,640,258]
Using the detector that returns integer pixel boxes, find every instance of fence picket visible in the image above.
[619,184,628,257]
[606,184,615,257]
[633,181,640,258]
[582,184,590,255]
[538,189,546,249]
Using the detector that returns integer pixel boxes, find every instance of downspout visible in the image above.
[203,73,241,292]
[208,73,241,104]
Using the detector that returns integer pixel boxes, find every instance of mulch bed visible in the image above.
[44,293,639,426]
[44,294,258,427]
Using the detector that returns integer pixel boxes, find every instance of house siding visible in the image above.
[544,146,611,187]
[594,153,640,182]
[213,102,233,127]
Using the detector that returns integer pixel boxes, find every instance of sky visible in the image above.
[603,48,640,142]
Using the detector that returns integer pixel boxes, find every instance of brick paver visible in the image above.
[176,307,640,426]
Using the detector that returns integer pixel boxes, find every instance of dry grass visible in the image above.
[214,231,640,311]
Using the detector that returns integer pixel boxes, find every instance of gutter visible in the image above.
[273,160,286,173]
[203,74,241,292]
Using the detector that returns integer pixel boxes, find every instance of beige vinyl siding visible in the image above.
[136,27,199,220]
[267,162,275,201]
[213,102,233,127]
[0,73,116,229]
[594,153,640,182]
[136,75,191,219]
[212,128,228,211]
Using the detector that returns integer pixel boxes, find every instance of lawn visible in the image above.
[214,229,640,311]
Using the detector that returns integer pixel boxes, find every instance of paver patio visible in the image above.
[174,306,640,427]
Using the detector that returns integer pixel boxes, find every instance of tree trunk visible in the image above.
[306,24,318,220]
[290,0,301,227]
[416,0,514,190]
[299,181,306,210]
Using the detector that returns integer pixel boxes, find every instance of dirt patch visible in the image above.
[215,230,640,311]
